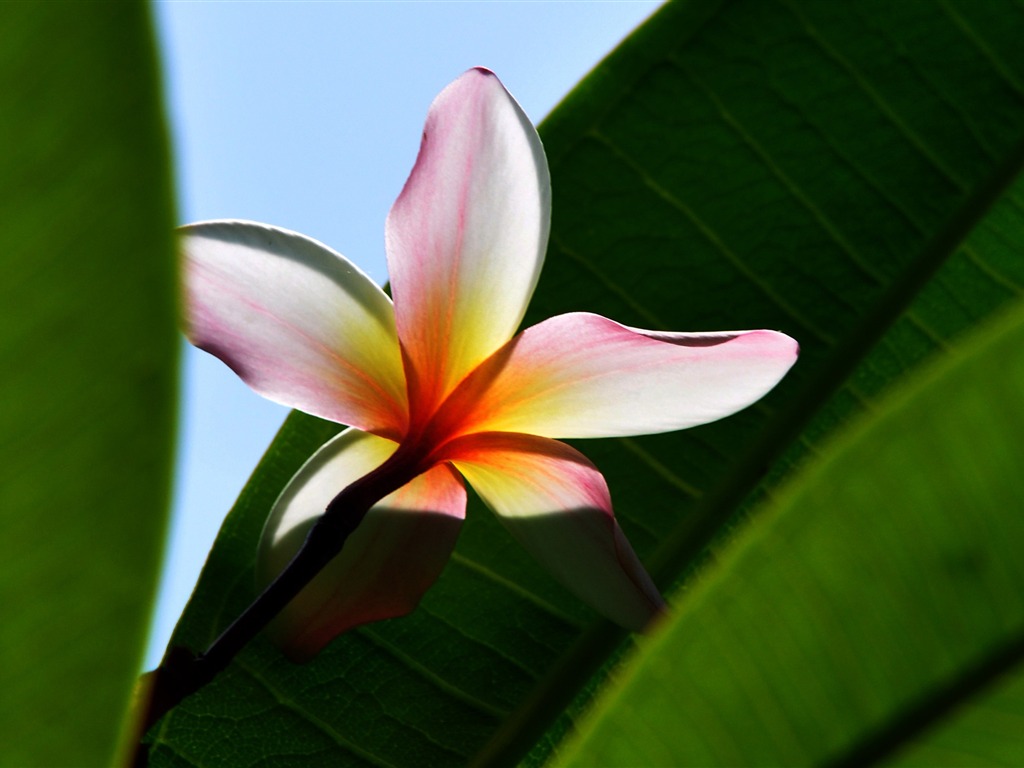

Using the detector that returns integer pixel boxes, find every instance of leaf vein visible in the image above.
[963,244,1024,295]
[938,0,1024,98]
[782,0,969,190]
[616,436,702,499]
[448,551,586,630]
[589,129,836,344]
[233,657,403,768]
[553,234,670,330]
[670,55,886,290]
[356,626,510,719]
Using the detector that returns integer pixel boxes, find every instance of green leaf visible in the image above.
[149,0,1024,765]
[557,295,1024,767]
[0,5,177,767]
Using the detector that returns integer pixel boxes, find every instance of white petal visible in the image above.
[439,312,799,439]
[444,432,663,631]
[385,68,550,417]
[258,428,466,659]
[182,220,407,438]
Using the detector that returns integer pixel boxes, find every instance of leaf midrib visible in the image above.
[824,611,1024,766]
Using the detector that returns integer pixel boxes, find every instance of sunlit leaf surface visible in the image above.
[150,0,1024,765]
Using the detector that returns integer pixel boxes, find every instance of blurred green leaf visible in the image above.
[0,4,177,766]
[889,665,1024,767]
[557,296,1024,767]
[149,0,1024,765]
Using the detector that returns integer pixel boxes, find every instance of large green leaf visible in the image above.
[148,0,1024,765]
[0,4,178,767]
[557,295,1024,767]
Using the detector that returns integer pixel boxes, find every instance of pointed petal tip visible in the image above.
[386,64,550,412]
[750,328,801,384]
[446,432,664,632]
[436,66,510,108]
[611,516,667,631]
[740,328,800,377]
[452,315,800,440]
[754,328,800,359]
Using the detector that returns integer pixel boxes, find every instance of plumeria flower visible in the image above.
[181,68,798,660]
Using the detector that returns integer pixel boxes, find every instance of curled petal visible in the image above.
[443,312,799,439]
[259,428,466,660]
[386,68,550,417]
[182,220,407,438]
[443,432,663,631]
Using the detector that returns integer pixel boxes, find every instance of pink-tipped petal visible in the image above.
[386,68,550,417]
[443,432,663,631]
[182,220,408,438]
[443,312,799,439]
[258,428,465,660]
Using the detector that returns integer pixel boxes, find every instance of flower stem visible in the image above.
[131,450,423,766]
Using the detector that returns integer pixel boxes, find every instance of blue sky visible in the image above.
[147,0,662,668]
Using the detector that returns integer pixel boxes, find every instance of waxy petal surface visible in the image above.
[181,70,804,658]
[386,68,550,417]
[444,432,663,631]
[259,428,466,659]
[443,313,799,439]
[183,221,407,438]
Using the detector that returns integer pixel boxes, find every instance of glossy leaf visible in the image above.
[558,296,1024,767]
[149,0,1024,765]
[0,4,177,766]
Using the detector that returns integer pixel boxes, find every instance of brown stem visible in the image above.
[131,447,425,766]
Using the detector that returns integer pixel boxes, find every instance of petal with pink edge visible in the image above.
[443,432,663,631]
[442,312,798,439]
[386,68,550,416]
[182,220,407,439]
[258,429,466,660]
